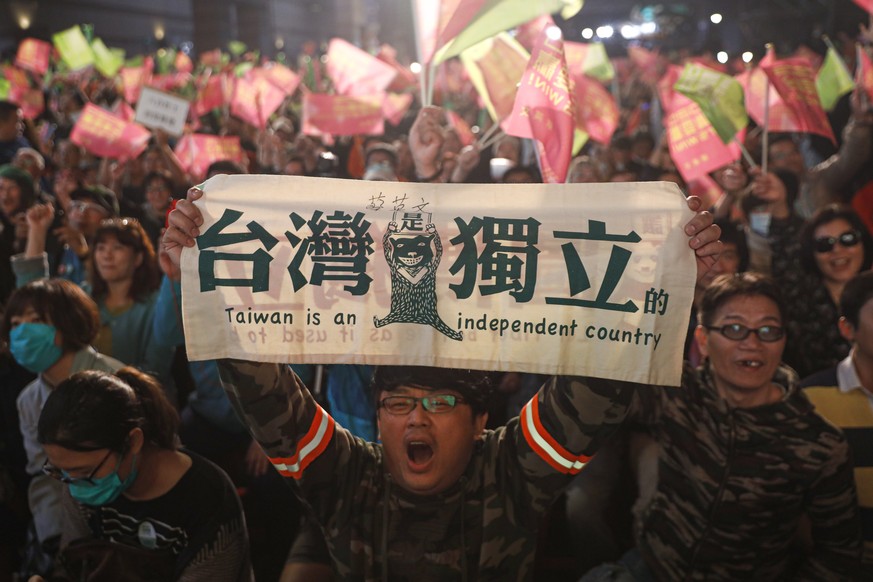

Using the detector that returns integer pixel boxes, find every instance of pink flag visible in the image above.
[175,52,194,74]
[504,30,575,183]
[570,73,618,145]
[857,45,873,103]
[230,73,287,129]
[256,63,301,96]
[377,45,418,93]
[382,93,414,126]
[8,85,44,120]
[113,100,137,122]
[70,103,151,161]
[446,110,474,146]
[760,50,835,142]
[326,39,397,97]
[414,0,488,64]
[515,14,556,51]
[657,65,685,115]
[192,75,224,118]
[852,0,873,13]
[736,67,802,133]
[200,49,223,68]
[2,66,30,89]
[462,34,529,122]
[174,134,244,181]
[666,99,739,182]
[15,39,51,76]
[120,66,150,104]
[628,45,663,83]
[149,73,191,92]
[302,93,384,136]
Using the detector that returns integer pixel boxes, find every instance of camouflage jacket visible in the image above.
[629,363,862,581]
[217,359,635,581]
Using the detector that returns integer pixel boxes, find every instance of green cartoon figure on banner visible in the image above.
[374,212,462,341]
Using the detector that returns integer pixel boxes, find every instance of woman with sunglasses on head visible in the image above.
[0,279,123,577]
[32,367,252,582]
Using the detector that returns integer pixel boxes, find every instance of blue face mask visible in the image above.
[9,322,63,373]
[68,453,139,507]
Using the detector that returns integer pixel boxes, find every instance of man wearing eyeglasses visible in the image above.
[581,272,861,580]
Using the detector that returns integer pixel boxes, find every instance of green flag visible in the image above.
[156,48,177,74]
[435,0,583,64]
[0,79,10,100]
[816,46,855,111]
[674,63,748,144]
[582,42,614,82]
[228,41,247,57]
[91,38,125,78]
[53,25,95,70]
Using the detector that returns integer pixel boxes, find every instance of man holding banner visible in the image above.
[161,165,720,579]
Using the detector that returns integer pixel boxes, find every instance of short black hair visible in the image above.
[206,160,246,178]
[840,272,873,328]
[698,272,785,327]
[714,219,750,273]
[373,366,496,417]
[0,100,19,121]
[501,165,542,183]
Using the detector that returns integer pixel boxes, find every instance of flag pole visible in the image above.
[761,43,772,175]
[733,136,758,169]
[476,120,501,147]
[479,127,505,151]
[410,0,427,106]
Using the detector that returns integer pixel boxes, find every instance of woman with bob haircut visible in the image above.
[0,278,123,570]
[31,367,252,582]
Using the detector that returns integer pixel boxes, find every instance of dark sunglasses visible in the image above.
[705,323,785,343]
[814,230,861,254]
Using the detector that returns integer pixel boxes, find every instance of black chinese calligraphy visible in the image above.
[374,222,463,341]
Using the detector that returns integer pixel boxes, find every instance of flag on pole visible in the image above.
[383,93,414,125]
[666,99,741,182]
[8,85,44,120]
[815,45,855,111]
[674,63,748,144]
[504,28,575,183]
[53,25,95,71]
[564,41,614,82]
[571,73,618,145]
[302,94,384,136]
[435,0,584,64]
[15,39,51,76]
[174,134,244,181]
[71,103,151,160]
[736,66,802,133]
[326,39,397,97]
[461,33,529,122]
[91,38,125,78]
[761,51,836,142]
[231,72,287,129]
[514,14,556,51]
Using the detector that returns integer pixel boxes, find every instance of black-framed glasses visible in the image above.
[42,449,114,485]
[814,230,861,254]
[705,323,785,342]
[379,394,467,415]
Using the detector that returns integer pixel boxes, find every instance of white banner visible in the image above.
[181,175,696,386]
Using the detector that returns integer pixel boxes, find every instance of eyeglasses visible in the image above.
[814,230,861,254]
[705,323,785,342]
[42,449,114,485]
[379,394,467,415]
[70,200,108,215]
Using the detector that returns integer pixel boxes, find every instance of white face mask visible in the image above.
[749,212,772,237]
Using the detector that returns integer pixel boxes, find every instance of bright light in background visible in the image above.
[275,36,284,50]
[710,13,723,24]
[154,23,165,41]
[717,51,729,64]
[581,28,594,39]
[742,51,754,63]
[640,22,657,34]
[410,62,422,74]
[620,24,640,39]
[546,26,562,41]
[596,25,614,39]
[18,15,31,29]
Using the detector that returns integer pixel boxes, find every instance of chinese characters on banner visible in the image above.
[15,39,51,75]
[180,175,696,387]
[761,54,836,143]
[666,98,739,182]
[70,103,151,160]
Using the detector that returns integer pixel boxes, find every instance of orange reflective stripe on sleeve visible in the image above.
[268,403,336,479]
[520,394,589,475]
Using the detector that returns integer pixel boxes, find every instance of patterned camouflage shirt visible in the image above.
[217,359,635,581]
[629,363,862,581]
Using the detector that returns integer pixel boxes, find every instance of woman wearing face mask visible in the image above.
[0,279,122,571]
[31,368,252,582]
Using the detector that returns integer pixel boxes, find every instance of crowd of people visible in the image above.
[1,18,873,582]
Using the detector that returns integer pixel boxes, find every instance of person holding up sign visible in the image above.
[160,142,721,580]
